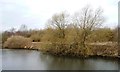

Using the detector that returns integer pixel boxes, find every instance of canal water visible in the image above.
[2,49,118,70]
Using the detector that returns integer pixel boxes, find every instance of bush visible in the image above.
[40,43,87,57]
[4,36,32,49]
[30,34,41,42]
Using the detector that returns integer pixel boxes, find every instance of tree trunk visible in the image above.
[81,30,87,48]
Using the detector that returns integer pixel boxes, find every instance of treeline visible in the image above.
[2,25,117,44]
[2,28,44,44]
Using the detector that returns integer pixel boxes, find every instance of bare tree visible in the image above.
[9,28,16,36]
[19,24,28,32]
[74,6,105,47]
[47,12,69,39]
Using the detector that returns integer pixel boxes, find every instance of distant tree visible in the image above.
[10,28,16,33]
[19,24,28,32]
[16,24,30,37]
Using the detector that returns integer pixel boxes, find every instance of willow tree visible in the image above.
[74,6,105,47]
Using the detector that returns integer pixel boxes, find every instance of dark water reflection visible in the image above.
[2,49,118,70]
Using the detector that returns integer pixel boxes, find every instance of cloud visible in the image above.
[1,0,118,31]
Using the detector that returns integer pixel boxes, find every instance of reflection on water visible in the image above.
[2,49,118,70]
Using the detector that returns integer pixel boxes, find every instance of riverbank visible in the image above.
[41,45,118,58]
[2,42,119,58]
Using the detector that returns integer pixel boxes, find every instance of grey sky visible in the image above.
[0,0,119,31]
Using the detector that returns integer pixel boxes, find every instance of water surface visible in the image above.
[2,49,118,70]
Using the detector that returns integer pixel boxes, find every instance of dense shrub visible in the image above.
[40,43,118,57]
[4,36,32,49]
[40,43,88,57]
[88,45,118,57]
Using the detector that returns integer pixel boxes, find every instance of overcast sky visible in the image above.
[0,0,119,31]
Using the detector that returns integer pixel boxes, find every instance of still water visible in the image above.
[2,49,118,70]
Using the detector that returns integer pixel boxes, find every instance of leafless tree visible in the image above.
[74,6,105,47]
[47,12,69,39]
[19,24,28,32]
